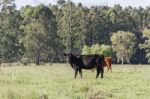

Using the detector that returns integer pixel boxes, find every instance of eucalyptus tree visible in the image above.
[111,31,137,64]
[56,0,88,54]
[0,0,22,63]
[56,0,74,53]
[21,5,58,65]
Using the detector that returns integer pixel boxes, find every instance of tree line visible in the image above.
[0,0,150,65]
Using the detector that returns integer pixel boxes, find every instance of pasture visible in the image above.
[0,64,150,99]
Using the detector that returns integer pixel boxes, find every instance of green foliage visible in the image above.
[82,44,112,56]
[140,28,150,63]
[0,1,22,62]
[21,4,58,64]
[57,0,83,53]
[111,31,137,64]
[100,44,112,57]
[82,45,91,55]
[91,43,101,54]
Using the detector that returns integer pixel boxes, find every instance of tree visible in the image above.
[0,0,22,63]
[57,0,75,53]
[140,28,150,63]
[21,5,58,65]
[111,31,137,64]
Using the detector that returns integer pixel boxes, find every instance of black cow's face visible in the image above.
[64,53,71,57]
[64,53,72,62]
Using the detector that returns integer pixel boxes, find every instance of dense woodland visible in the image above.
[1,0,150,65]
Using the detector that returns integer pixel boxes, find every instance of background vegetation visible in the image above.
[1,0,150,64]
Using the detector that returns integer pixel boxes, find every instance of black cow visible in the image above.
[64,53,104,79]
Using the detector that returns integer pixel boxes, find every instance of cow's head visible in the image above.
[64,53,74,63]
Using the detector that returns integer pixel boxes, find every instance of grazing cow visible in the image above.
[64,53,104,79]
[104,57,112,72]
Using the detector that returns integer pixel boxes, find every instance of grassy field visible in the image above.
[0,64,150,99]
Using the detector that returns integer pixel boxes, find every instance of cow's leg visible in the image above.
[74,69,78,79]
[110,64,112,73]
[105,62,109,72]
[100,66,104,78]
[106,62,112,73]
[79,69,82,79]
[96,67,100,79]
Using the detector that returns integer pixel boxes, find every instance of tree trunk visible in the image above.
[0,60,1,66]
[35,56,40,65]
[0,57,1,66]
[121,57,124,66]
[121,50,124,66]
[35,48,40,65]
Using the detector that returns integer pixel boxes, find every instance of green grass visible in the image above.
[0,64,150,99]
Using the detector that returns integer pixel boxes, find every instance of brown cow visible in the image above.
[104,57,112,72]
[92,57,112,72]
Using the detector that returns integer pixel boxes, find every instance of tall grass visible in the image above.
[0,64,150,99]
